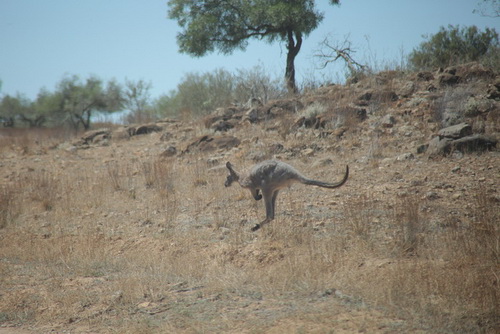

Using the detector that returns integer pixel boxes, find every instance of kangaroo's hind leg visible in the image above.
[251,190,279,231]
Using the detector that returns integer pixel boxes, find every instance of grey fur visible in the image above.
[225,160,349,231]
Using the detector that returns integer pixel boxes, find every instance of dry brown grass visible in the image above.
[0,127,75,154]
[4,161,498,332]
[0,107,498,333]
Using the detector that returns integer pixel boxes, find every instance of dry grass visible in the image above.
[0,117,498,333]
[0,127,75,154]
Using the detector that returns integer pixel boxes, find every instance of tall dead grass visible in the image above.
[0,127,75,154]
[0,184,18,229]
[0,128,498,332]
[333,188,499,332]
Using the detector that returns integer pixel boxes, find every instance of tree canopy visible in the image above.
[168,0,340,93]
[0,75,131,130]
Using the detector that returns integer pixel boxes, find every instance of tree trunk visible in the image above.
[83,110,91,130]
[285,30,302,94]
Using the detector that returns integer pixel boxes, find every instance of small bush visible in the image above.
[409,25,499,70]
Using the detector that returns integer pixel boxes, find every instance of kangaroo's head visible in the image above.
[225,162,239,187]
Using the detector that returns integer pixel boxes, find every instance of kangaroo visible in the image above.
[225,160,349,231]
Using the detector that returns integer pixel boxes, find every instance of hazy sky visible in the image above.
[1,1,498,100]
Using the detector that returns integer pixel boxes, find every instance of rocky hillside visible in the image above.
[0,62,498,333]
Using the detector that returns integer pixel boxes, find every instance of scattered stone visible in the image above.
[135,124,162,135]
[245,108,260,123]
[396,153,414,161]
[159,132,173,141]
[428,133,497,156]
[211,120,235,132]
[160,146,177,157]
[427,136,453,156]
[312,158,333,167]
[486,79,500,100]
[183,135,240,153]
[415,71,434,81]
[397,81,416,98]
[301,148,315,157]
[268,143,284,154]
[112,127,133,140]
[450,134,497,153]
[416,144,428,154]
[380,114,396,128]
[438,73,460,86]
[438,123,472,139]
[426,192,440,200]
[79,129,111,145]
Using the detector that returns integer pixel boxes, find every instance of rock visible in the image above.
[359,90,398,103]
[397,81,416,98]
[245,108,260,123]
[426,191,440,200]
[427,136,453,156]
[486,78,500,100]
[112,127,133,140]
[211,120,234,132]
[449,135,497,153]
[415,71,434,81]
[416,144,428,154]
[302,148,315,157]
[159,132,173,141]
[438,123,472,139]
[160,146,177,157]
[268,143,284,154]
[183,135,240,153]
[396,153,414,161]
[135,124,162,135]
[380,114,396,128]
[293,115,327,129]
[78,129,111,145]
[485,108,500,135]
[441,111,464,128]
[312,158,333,167]
[438,73,460,86]
[464,97,494,117]
[428,134,497,156]
[358,90,373,102]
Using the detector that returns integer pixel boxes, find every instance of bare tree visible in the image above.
[314,35,366,74]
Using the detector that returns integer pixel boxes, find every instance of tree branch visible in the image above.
[314,36,366,73]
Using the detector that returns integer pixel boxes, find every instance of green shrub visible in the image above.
[409,25,499,70]
[154,66,284,119]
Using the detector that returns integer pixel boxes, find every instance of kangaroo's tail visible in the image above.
[300,165,349,189]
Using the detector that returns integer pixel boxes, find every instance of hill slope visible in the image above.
[0,63,498,333]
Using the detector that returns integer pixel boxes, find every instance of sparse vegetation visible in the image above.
[155,65,285,118]
[0,61,499,333]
